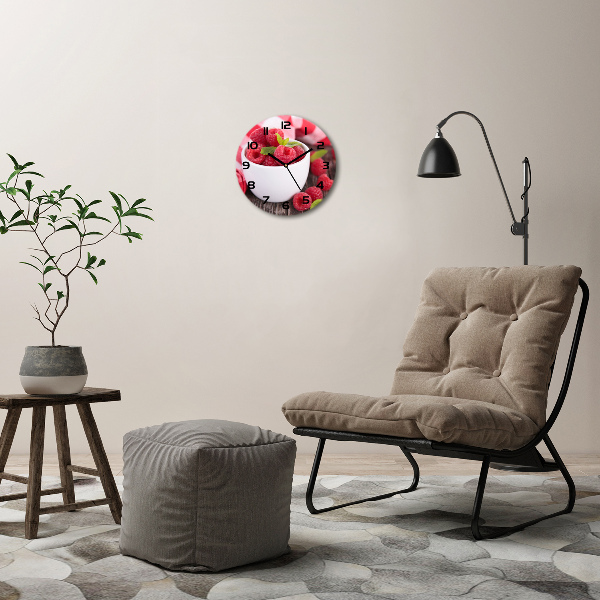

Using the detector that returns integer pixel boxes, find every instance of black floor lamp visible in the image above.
[417,111,531,265]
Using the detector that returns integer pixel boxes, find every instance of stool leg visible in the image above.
[25,406,46,539]
[53,405,76,507]
[77,402,122,524]
[0,408,22,485]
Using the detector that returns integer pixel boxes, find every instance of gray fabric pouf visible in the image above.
[119,419,296,572]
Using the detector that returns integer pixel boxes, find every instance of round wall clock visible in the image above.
[235,115,337,216]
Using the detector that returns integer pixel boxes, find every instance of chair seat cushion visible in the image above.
[282,391,540,450]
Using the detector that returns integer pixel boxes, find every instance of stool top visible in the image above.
[0,387,120,409]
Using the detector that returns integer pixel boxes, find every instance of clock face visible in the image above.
[235,115,337,216]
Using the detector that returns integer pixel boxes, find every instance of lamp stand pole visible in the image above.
[522,158,529,266]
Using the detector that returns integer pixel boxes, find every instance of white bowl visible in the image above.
[243,142,310,203]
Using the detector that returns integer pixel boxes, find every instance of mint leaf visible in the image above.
[260,146,277,155]
[310,198,323,209]
[310,149,327,162]
[287,141,301,146]
[283,138,289,145]
[276,133,284,145]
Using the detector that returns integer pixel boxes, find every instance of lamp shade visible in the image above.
[417,136,461,177]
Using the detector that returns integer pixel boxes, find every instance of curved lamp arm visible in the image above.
[437,111,518,225]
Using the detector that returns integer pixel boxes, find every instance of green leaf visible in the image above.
[6,154,19,169]
[20,261,43,273]
[0,211,5,225]
[109,191,122,213]
[276,133,284,145]
[20,171,44,177]
[73,198,84,212]
[38,282,52,292]
[85,252,97,269]
[43,265,56,275]
[97,258,106,267]
[310,149,327,162]
[87,199,102,207]
[287,141,301,146]
[83,231,103,237]
[9,219,35,227]
[43,255,55,264]
[0,226,7,234]
[21,162,34,169]
[55,223,76,232]
[131,198,147,208]
[260,146,277,155]
[7,170,20,184]
[57,291,65,300]
[26,179,33,193]
[86,270,98,284]
[9,210,24,222]
[310,197,323,209]
[6,187,17,195]
[85,212,111,222]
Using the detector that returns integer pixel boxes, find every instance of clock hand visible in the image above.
[286,168,302,191]
[267,151,303,190]
[287,147,311,165]
[267,153,287,166]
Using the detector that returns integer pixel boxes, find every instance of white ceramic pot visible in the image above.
[243,143,310,203]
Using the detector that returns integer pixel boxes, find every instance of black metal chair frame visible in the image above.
[294,279,589,540]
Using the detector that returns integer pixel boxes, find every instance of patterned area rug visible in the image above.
[0,473,599,599]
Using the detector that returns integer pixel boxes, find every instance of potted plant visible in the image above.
[0,154,152,394]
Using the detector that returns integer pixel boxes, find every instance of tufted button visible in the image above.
[442,367,450,375]
[493,369,501,377]
[510,313,518,321]
[459,312,468,320]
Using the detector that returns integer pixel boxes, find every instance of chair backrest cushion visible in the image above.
[391,266,581,428]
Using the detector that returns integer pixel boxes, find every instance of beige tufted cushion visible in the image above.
[282,266,582,450]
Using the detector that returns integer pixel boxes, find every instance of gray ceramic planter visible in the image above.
[19,346,88,395]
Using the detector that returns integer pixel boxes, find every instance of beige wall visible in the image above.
[1,1,598,455]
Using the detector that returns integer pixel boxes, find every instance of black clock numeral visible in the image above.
[323,161,330,170]
[263,126,269,135]
[248,141,258,150]
[304,126,308,135]
[316,181,324,189]
[262,196,270,204]
[242,161,250,169]
[281,120,291,129]
[302,195,310,205]
[248,181,255,190]
[317,141,325,150]
[283,201,290,210]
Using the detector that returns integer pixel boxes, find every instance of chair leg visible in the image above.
[0,408,22,485]
[77,402,122,524]
[25,406,46,539]
[471,435,576,540]
[53,405,76,507]
[306,438,420,514]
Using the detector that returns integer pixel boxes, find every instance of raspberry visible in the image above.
[305,186,323,201]
[294,145,306,158]
[293,192,312,211]
[266,128,284,146]
[310,158,327,176]
[317,174,333,191]
[263,155,279,166]
[249,128,267,146]
[274,145,296,164]
[246,148,265,165]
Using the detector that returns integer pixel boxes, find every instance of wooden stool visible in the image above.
[0,387,122,539]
